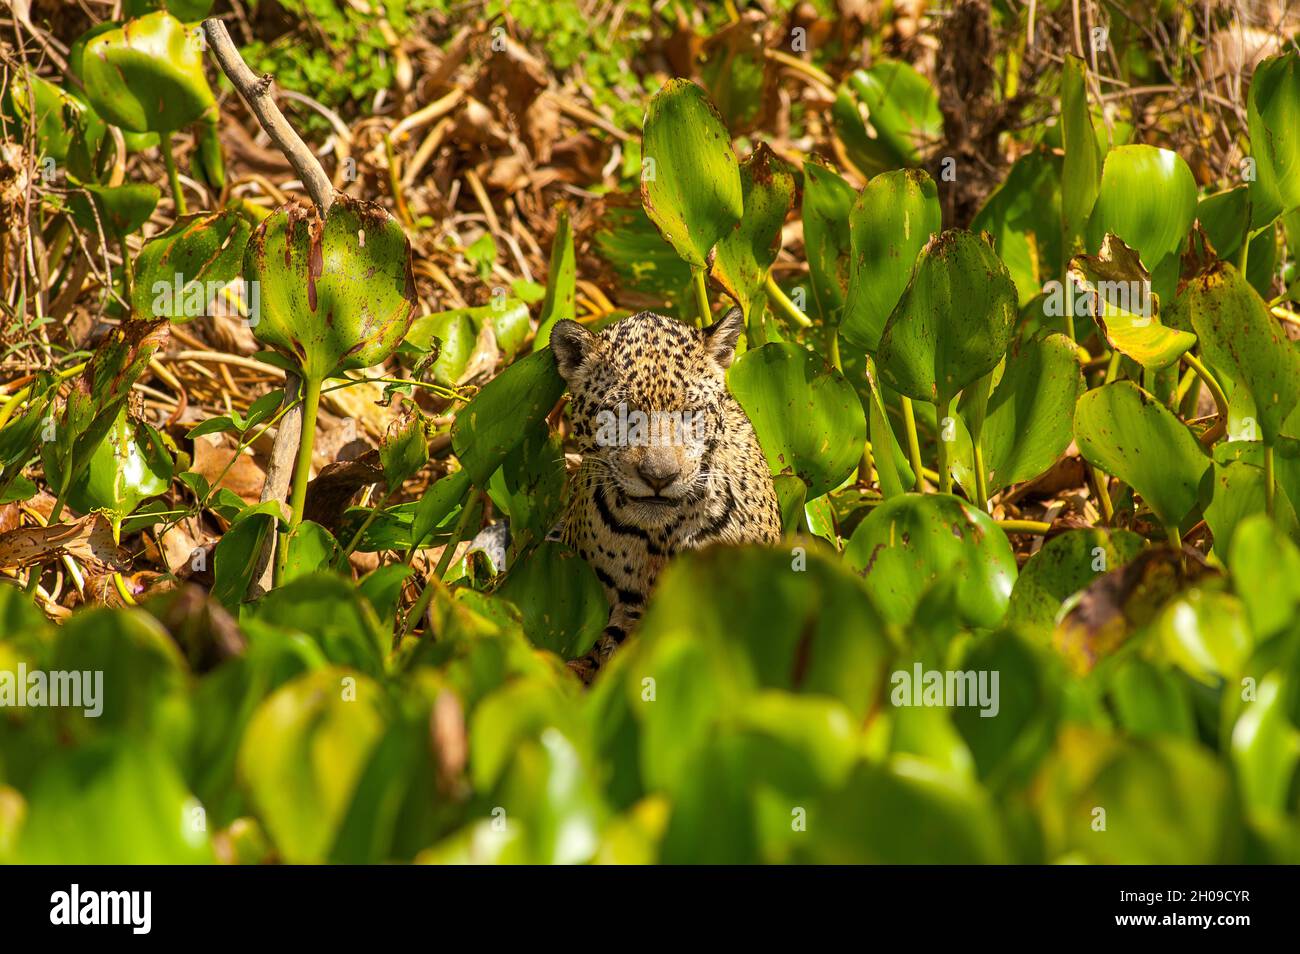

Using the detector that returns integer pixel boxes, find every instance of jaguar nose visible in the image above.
[637,459,681,493]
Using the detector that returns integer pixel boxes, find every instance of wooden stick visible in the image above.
[202,17,334,596]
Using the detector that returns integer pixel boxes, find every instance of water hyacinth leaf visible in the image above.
[66,179,160,239]
[1006,528,1147,637]
[534,206,576,349]
[865,365,914,498]
[410,469,472,550]
[497,541,606,658]
[844,493,1017,629]
[832,60,942,177]
[132,209,252,321]
[1202,457,1270,559]
[1060,54,1102,244]
[282,521,341,583]
[639,79,742,268]
[40,407,170,524]
[3,68,104,163]
[1231,673,1300,817]
[80,11,215,134]
[801,158,857,326]
[1247,52,1300,228]
[17,741,212,864]
[451,348,566,486]
[711,144,794,320]
[971,149,1063,306]
[238,667,387,864]
[841,169,941,352]
[211,502,280,610]
[1073,381,1210,528]
[1184,261,1300,445]
[876,230,1019,406]
[1068,234,1195,370]
[1197,186,1251,261]
[728,343,866,498]
[1086,145,1197,272]
[244,194,417,384]
[1228,513,1300,640]
[1153,589,1252,686]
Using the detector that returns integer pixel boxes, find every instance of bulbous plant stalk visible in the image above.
[901,396,924,491]
[160,137,186,216]
[936,396,953,494]
[278,374,323,582]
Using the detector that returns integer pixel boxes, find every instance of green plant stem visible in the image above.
[972,439,990,511]
[764,274,812,327]
[827,330,842,372]
[286,375,322,531]
[1265,445,1276,517]
[997,519,1052,534]
[692,267,711,327]
[936,396,953,494]
[161,136,187,216]
[1061,259,1075,343]
[1168,524,1185,571]
[1180,351,1229,444]
[901,396,925,492]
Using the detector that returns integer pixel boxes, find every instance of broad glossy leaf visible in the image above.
[17,740,211,863]
[282,521,340,582]
[640,79,742,268]
[728,342,866,498]
[1184,261,1300,445]
[1231,673,1300,817]
[3,68,104,163]
[244,194,417,383]
[711,144,794,319]
[40,406,170,524]
[497,541,606,658]
[876,230,1019,405]
[832,60,941,176]
[950,333,1084,494]
[1073,381,1210,528]
[66,178,159,239]
[1069,233,1195,370]
[81,11,214,133]
[1007,528,1146,637]
[841,168,941,352]
[800,158,856,326]
[211,502,279,610]
[1086,145,1197,272]
[1247,52,1300,228]
[238,666,387,864]
[972,149,1063,306]
[844,493,1017,629]
[534,206,575,349]
[451,348,565,486]
[1228,513,1300,639]
[252,573,388,676]
[1060,55,1102,243]
[1153,588,1252,686]
[132,209,252,322]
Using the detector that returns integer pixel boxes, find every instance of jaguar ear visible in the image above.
[549,319,598,381]
[703,307,744,369]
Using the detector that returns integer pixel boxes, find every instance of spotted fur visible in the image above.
[550,309,781,678]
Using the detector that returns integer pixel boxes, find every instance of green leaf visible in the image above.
[1184,261,1300,445]
[40,406,170,524]
[410,469,472,550]
[80,11,215,133]
[497,541,606,658]
[379,406,427,490]
[17,740,212,863]
[244,193,417,384]
[841,168,941,352]
[800,157,857,327]
[238,666,388,864]
[66,179,160,239]
[728,342,866,498]
[283,520,341,582]
[844,493,1017,630]
[1007,528,1146,637]
[1228,513,1300,639]
[252,573,388,676]
[832,60,942,177]
[3,67,104,163]
[1086,144,1197,275]
[1231,673,1300,817]
[131,209,252,322]
[639,79,742,268]
[1153,589,1252,686]
[1247,52,1300,228]
[451,348,565,486]
[950,333,1085,495]
[971,149,1063,306]
[534,206,576,349]
[711,144,794,320]
[1073,381,1210,528]
[211,502,279,610]
[1069,233,1195,370]
[1060,54,1102,244]
[876,230,1019,406]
